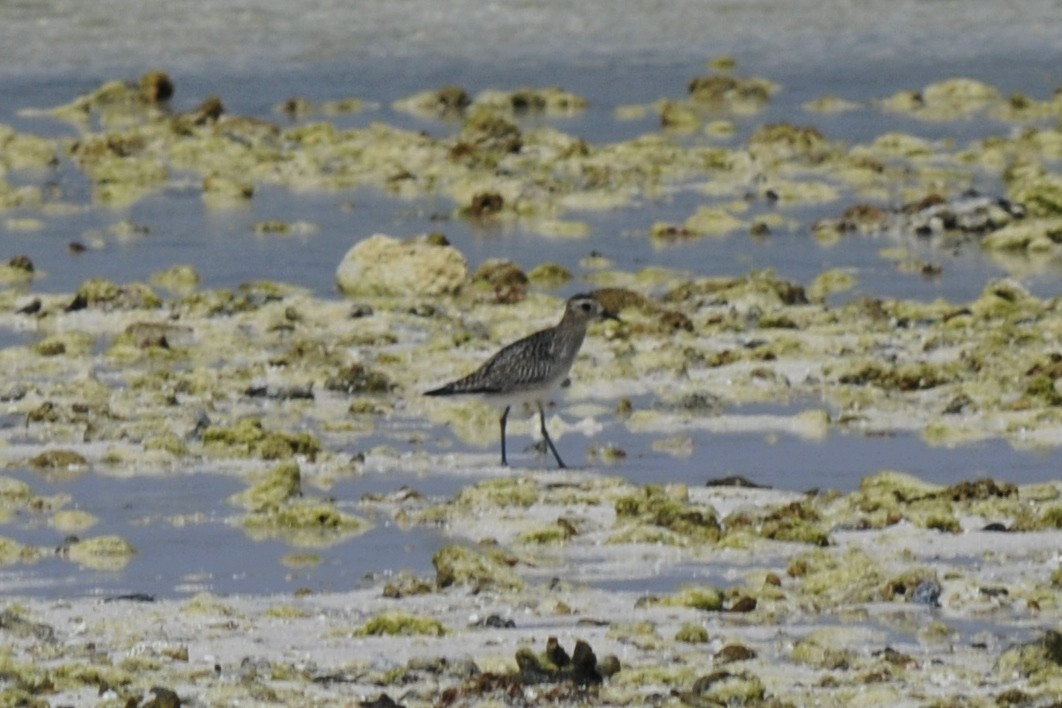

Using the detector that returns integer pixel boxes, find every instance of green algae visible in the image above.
[51,661,135,695]
[807,268,857,301]
[674,622,709,644]
[353,611,446,637]
[0,477,34,508]
[687,73,774,109]
[381,572,435,599]
[465,258,529,304]
[657,585,725,612]
[587,443,628,464]
[0,665,60,706]
[881,78,1003,121]
[605,621,661,649]
[229,461,302,511]
[181,591,237,617]
[658,99,700,131]
[995,630,1062,688]
[480,87,587,116]
[202,417,321,461]
[611,484,720,545]
[149,264,200,293]
[50,509,97,533]
[280,552,321,569]
[664,269,808,308]
[0,124,57,171]
[453,476,540,509]
[393,85,471,118]
[49,73,171,126]
[0,537,31,566]
[30,331,94,358]
[526,262,572,288]
[836,360,959,392]
[263,604,311,619]
[722,499,831,547]
[791,628,854,670]
[105,322,190,364]
[0,254,36,286]
[1007,173,1062,219]
[981,217,1062,252]
[27,449,89,472]
[456,106,522,159]
[72,278,162,310]
[818,470,1042,533]
[1012,501,1062,532]
[787,547,884,606]
[64,535,136,570]
[240,498,367,547]
[432,544,524,591]
[141,432,189,458]
[516,521,576,546]
[679,670,766,705]
[675,205,746,237]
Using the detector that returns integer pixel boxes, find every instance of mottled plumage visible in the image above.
[425,293,616,468]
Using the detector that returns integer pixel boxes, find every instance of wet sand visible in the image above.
[2,471,1059,705]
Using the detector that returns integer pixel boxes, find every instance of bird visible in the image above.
[425,293,618,468]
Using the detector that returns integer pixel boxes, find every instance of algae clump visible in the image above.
[453,476,540,509]
[995,630,1062,686]
[240,498,367,548]
[722,500,831,547]
[28,449,89,472]
[668,585,725,612]
[0,537,29,566]
[65,535,136,570]
[791,628,854,669]
[73,277,162,310]
[786,547,884,605]
[432,544,524,590]
[681,670,766,705]
[516,521,576,546]
[353,611,446,637]
[50,510,98,533]
[230,461,302,511]
[202,418,321,460]
[0,476,33,507]
[674,622,710,644]
[611,484,720,545]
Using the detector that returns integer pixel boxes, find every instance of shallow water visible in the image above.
[2,421,1057,600]
[1,1,1061,599]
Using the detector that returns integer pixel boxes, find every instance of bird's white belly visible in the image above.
[478,371,568,410]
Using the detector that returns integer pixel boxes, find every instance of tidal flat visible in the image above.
[0,61,1061,704]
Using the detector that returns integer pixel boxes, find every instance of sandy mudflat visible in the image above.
[2,469,1059,707]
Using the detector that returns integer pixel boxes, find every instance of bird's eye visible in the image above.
[580,302,592,312]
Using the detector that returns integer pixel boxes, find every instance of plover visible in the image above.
[425,293,617,468]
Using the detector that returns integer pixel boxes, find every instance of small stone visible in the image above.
[911,579,942,607]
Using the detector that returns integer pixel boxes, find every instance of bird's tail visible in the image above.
[424,383,455,396]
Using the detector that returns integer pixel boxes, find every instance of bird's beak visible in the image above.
[602,310,622,323]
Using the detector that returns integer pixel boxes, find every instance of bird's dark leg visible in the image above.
[499,406,510,466]
[537,402,567,469]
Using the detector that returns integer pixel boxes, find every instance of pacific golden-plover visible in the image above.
[425,293,617,468]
